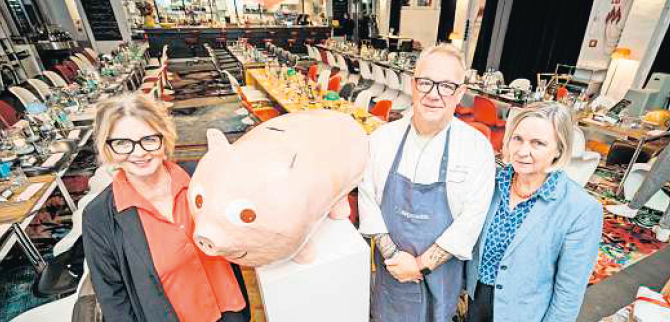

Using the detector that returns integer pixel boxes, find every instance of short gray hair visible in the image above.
[414,44,466,78]
[502,101,573,172]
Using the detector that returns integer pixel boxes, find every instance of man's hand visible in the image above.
[385,251,423,283]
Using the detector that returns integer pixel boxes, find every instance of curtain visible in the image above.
[436,0,457,42]
[389,0,402,34]
[497,0,594,86]
[646,28,670,86]
[471,0,499,72]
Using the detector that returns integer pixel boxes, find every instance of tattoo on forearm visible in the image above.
[424,244,452,270]
[376,233,399,259]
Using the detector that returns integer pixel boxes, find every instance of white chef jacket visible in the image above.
[358,115,496,261]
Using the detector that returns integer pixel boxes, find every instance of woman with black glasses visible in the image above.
[82,94,250,322]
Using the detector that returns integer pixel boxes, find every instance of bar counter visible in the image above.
[143,26,332,58]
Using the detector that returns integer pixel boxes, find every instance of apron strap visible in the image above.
[389,124,412,174]
[438,128,451,182]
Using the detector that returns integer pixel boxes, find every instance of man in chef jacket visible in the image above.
[358,44,496,322]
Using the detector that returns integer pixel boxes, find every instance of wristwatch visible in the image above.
[417,257,432,276]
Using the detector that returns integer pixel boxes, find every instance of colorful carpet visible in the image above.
[587,165,668,285]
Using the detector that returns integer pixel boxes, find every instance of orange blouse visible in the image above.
[113,161,246,322]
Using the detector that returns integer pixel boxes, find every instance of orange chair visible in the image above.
[465,121,491,140]
[456,103,475,122]
[370,100,392,121]
[473,96,506,151]
[556,86,568,101]
[328,74,342,92]
[308,64,319,82]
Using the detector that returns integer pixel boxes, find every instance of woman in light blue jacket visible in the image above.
[466,102,603,322]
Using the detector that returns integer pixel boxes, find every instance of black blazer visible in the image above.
[82,162,250,322]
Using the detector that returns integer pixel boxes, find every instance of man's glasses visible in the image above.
[106,134,164,155]
[414,77,463,97]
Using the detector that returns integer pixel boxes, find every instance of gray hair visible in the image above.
[414,44,466,78]
[502,101,574,172]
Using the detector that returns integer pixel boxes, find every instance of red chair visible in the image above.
[370,100,392,122]
[63,60,79,74]
[556,86,568,101]
[53,65,75,83]
[308,64,319,82]
[0,101,19,129]
[473,96,506,151]
[456,103,475,122]
[328,74,342,92]
[465,121,491,140]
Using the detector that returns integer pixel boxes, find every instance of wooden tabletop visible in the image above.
[246,69,383,134]
[578,118,649,141]
[0,175,57,225]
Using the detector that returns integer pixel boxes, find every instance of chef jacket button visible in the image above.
[496,284,503,290]
[500,265,507,270]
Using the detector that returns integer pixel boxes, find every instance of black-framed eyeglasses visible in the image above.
[414,77,463,97]
[106,134,164,155]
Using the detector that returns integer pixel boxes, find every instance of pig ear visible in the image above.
[207,129,231,151]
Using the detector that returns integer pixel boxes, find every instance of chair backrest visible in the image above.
[75,53,95,67]
[359,60,373,80]
[556,86,568,101]
[509,78,531,91]
[401,72,412,95]
[465,121,492,140]
[43,71,68,87]
[63,60,80,74]
[70,56,89,72]
[336,54,348,72]
[0,100,19,128]
[571,125,586,158]
[308,64,319,82]
[9,86,42,107]
[84,48,98,61]
[328,74,342,92]
[473,96,498,126]
[385,68,401,90]
[371,100,392,121]
[317,69,331,91]
[339,83,356,101]
[53,65,75,83]
[27,79,52,101]
[326,51,338,67]
[354,90,373,111]
[372,64,386,84]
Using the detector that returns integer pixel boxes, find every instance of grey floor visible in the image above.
[578,245,670,321]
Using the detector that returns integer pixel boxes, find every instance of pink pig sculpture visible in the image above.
[188,109,369,267]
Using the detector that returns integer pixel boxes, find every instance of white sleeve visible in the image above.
[357,135,389,237]
[435,137,496,261]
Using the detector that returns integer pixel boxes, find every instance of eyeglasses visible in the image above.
[106,134,164,155]
[414,77,463,97]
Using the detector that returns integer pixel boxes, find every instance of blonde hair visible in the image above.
[93,94,177,164]
[502,101,573,172]
[414,44,466,78]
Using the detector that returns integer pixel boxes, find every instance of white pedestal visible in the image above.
[256,218,370,322]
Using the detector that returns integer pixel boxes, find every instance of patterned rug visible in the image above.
[586,165,668,285]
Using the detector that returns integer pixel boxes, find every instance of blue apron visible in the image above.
[372,124,463,322]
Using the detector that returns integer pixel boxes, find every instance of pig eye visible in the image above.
[226,199,257,226]
[190,185,205,212]
[240,209,256,223]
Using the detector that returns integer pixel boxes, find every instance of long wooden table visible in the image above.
[246,69,383,133]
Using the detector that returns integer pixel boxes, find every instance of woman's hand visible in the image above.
[385,251,423,283]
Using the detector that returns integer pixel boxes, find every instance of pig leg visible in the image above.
[292,238,317,264]
[329,197,351,220]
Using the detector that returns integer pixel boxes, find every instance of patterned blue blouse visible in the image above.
[478,165,560,285]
